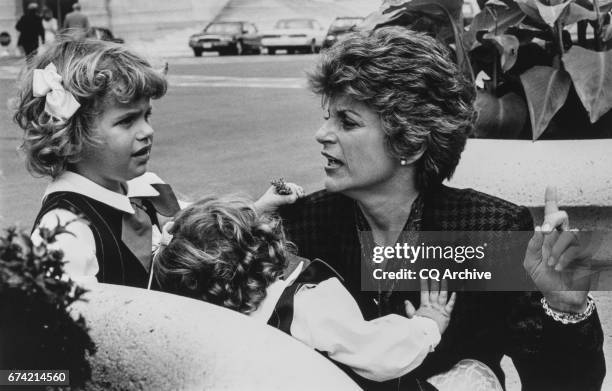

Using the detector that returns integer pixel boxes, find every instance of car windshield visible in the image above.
[329,18,363,31]
[275,19,314,29]
[205,23,241,34]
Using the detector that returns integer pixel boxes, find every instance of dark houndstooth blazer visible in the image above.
[279,185,605,391]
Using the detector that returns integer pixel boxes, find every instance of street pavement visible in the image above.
[1,53,611,391]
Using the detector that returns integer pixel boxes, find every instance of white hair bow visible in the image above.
[32,63,81,121]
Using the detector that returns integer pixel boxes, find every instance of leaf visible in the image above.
[486,0,509,8]
[483,32,520,71]
[561,3,597,25]
[359,7,405,31]
[535,0,571,27]
[515,0,546,25]
[520,66,571,140]
[603,24,612,42]
[400,0,464,42]
[405,0,464,19]
[363,0,463,32]
[473,90,527,138]
[464,2,525,50]
[575,0,612,14]
[563,46,612,123]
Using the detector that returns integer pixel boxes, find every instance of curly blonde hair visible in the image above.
[13,33,167,178]
[154,195,291,314]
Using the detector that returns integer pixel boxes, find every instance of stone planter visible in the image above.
[72,283,359,391]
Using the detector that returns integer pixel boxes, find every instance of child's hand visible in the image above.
[404,279,456,334]
[254,180,305,213]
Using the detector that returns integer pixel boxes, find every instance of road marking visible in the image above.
[1,67,307,89]
[168,75,305,89]
[168,54,317,66]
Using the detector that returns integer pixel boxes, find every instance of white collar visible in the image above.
[249,261,304,323]
[43,171,165,214]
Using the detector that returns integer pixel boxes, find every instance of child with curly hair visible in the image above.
[154,195,456,390]
[15,35,297,288]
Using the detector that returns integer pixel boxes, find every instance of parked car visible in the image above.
[322,16,364,49]
[260,18,325,54]
[87,27,124,43]
[188,21,261,56]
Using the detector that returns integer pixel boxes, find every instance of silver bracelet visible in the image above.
[540,295,595,324]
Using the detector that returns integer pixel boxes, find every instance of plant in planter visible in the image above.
[361,0,612,140]
[0,224,96,388]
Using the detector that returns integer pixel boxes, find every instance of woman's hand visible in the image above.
[405,279,456,334]
[523,187,594,313]
[254,182,305,213]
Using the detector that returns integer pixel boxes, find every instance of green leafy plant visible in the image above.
[0,224,96,388]
[471,0,612,139]
[362,0,612,140]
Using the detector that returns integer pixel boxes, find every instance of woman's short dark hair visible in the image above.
[308,26,476,190]
[154,196,289,315]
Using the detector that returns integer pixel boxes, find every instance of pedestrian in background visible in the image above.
[62,3,90,33]
[15,3,44,57]
[42,8,58,45]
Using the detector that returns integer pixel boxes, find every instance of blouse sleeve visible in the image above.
[291,278,440,382]
[31,208,98,285]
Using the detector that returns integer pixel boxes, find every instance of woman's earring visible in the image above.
[400,158,408,166]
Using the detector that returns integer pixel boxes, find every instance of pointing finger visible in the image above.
[544,186,560,217]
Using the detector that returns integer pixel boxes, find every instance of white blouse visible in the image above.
[250,263,441,382]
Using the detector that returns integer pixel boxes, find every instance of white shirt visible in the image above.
[250,263,441,382]
[31,171,174,285]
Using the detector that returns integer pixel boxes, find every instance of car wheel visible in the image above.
[235,41,243,55]
[268,48,276,55]
[253,46,262,55]
[193,48,203,57]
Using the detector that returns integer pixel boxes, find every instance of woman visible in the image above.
[280,27,604,391]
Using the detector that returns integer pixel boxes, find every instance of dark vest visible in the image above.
[267,257,437,391]
[33,191,159,288]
